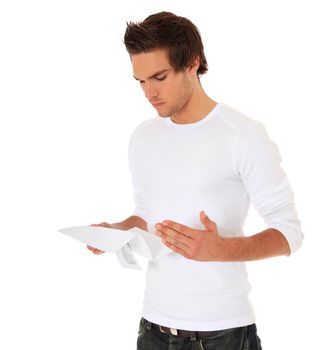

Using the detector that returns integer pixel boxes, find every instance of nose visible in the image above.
[143,82,158,100]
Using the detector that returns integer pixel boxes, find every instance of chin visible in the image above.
[158,113,169,118]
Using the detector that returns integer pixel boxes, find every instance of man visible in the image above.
[88,11,303,350]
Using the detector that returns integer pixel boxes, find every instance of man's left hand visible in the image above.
[154,211,226,261]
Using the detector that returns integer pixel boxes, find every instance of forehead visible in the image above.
[131,48,172,79]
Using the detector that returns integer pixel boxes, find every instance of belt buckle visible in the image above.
[159,325,167,334]
[159,325,178,336]
[170,328,178,336]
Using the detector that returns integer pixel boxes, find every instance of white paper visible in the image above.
[116,243,142,270]
[58,226,172,270]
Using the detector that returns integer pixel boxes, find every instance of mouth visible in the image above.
[151,102,165,108]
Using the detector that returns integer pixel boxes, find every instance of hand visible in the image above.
[154,211,225,261]
[87,221,118,255]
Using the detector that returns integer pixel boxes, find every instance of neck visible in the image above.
[171,84,217,124]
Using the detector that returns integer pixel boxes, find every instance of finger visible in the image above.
[93,250,104,254]
[200,211,217,230]
[156,223,194,247]
[90,222,110,227]
[91,247,104,253]
[99,222,110,227]
[159,221,196,238]
[159,229,192,250]
[87,245,103,253]
[162,240,192,259]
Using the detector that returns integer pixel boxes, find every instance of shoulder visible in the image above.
[129,117,160,138]
[217,103,266,136]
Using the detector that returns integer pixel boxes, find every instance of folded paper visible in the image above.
[58,226,172,270]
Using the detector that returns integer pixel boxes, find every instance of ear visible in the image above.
[188,56,200,75]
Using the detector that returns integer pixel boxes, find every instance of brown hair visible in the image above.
[124,11,208,77]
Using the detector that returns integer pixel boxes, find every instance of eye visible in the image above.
[155,76,166,81]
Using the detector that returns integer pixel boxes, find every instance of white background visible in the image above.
[0,0,314,349]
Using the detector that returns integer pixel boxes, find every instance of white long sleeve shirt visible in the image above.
[128,102,303,331]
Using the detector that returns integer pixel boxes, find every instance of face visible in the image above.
[131,48,194,117]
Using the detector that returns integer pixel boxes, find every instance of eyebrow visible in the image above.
[133,69,171,82]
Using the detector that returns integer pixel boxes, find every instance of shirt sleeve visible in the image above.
[127,129,148,221]
[234,121,303,255]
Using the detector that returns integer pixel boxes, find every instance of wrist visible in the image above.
[131,215,148,231]
[113,215,148,231]
[218,236,246,262]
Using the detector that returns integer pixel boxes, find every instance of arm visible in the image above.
[154,212,290,262]
[112,215,148,231]
[234,121,303,255]
[87,215,147,254]
[221,228,290,261]
[155,122,303,261]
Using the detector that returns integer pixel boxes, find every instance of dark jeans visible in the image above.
[137,317,262,350]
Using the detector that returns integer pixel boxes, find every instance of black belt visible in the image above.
[151,322,222,338]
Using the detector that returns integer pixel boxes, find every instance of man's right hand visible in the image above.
[87,216,148,255]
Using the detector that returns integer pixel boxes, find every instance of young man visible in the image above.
[88,11,303,350]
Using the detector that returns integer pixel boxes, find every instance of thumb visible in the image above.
[200,210,215,231]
